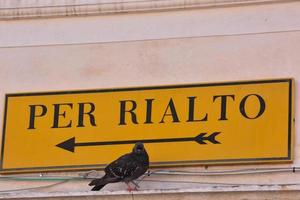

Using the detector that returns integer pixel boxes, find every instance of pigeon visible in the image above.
[88,142,149,191]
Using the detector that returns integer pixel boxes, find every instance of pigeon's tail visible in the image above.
[91,183,106,191]
[89,178,102,186]
[89,178,107,191]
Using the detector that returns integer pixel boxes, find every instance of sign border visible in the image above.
[0,78,294,173]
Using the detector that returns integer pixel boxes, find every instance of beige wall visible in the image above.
[1,1,300,199]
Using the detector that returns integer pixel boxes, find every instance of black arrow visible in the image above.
[56,132,221,153]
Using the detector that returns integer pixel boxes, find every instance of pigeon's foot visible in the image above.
[127,187,137,192]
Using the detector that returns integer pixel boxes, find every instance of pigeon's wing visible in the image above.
[104,153,133,179]
[105,153,143,181]
[88,156,131,191]
[126,162,148,181]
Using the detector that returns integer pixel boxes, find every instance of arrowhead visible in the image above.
[56,137,75,152]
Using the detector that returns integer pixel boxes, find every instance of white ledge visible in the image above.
[2,184,300,199]
[0,0,295,20]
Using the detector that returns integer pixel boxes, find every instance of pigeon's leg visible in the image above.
[125,182,137,192]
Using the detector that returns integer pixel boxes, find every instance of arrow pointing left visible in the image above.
[56,132,221,153]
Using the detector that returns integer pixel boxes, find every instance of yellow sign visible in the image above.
[0,78,294,173]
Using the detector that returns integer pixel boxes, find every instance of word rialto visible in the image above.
[27,94,265,129]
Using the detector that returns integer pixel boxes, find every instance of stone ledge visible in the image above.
[1,184,300,199]
[0,0,295,20]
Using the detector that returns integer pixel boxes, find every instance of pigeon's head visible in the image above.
[133,142,146,154]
